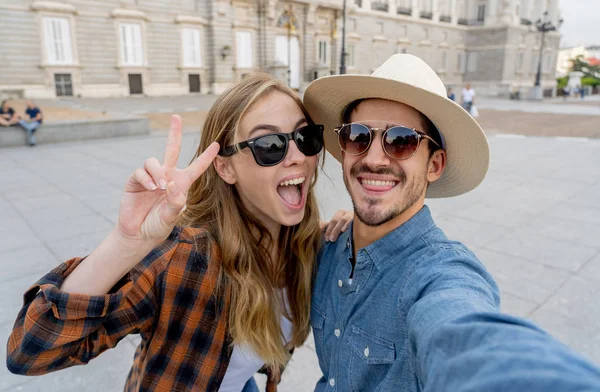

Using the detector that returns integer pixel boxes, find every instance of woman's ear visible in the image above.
[213,156,237,185]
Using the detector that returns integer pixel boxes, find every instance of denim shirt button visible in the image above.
[334,329,341,337]
[329,378,335,387]
[337,279,343,288]
[364,346,370,357]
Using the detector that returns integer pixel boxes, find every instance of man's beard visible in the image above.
[345,163,427,227]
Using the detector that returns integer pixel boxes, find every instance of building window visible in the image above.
[467,52,478,72]
[318,40,329,65]
[517,51,524,72]
[236,31,253,68]
[182,28,202,67]
[477,4,486,22]
[372,0,389,12]
[346,43,356,67]
[441,51,447,70]
[423,28,430,39]
[377,22,384,34]
[54,73,73,96]
[43,17,74,65]
[128,73,143,94]
[189,74,201,93]
[531,53,538,73]
[457,52,466,72]
[119,23,144,66]
[354,0,363,7]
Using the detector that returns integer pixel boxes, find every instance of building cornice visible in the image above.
[30,1,77,14]
[111,8,149,21]
[175,15,208,26]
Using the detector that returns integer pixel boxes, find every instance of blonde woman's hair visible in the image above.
[178,72,321,368]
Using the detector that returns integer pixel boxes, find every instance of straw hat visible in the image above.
[303,54,489,198]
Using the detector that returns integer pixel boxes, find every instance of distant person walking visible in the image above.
[447,88,455,101]
[0,100,20,127]
[17,100,43,146]
[461,83,475,114]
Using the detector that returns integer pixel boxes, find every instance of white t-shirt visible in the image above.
[218,298,293,392]
[462,88,476,103]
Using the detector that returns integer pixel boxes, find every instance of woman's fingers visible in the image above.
[163,115,182,168]
[144,157,168,190]
[325,210,353,242]
[325,210,345,241]
[160,181,187,225]
[131,168,158,191]
[183,142,220,188]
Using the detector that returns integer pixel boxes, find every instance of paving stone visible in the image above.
[577,252,600,283]
[539,275,600,327]
[485,232,598,272]
[0,245,59,283]
[499,291,539,318]
[529,309,600,365]
[477,248,571,303]
[47,229,112,262]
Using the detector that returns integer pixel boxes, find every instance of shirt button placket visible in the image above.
[334,328,341,338]
[329,378,336,388]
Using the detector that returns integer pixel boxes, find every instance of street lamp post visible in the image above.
[531,11,563,100]
[339,0,347,75]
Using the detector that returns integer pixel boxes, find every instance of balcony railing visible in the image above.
[439,14,452,22]
[420,10,433,19]
[457,17,468,25]
[371,1,389,12]
[397,6,412,16]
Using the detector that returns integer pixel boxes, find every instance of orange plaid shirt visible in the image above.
[7,226,278,391]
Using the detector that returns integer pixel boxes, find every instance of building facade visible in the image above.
[0,0,562,98]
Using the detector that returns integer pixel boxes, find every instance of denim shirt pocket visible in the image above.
[310,303,327,367]
[349,326,396,392]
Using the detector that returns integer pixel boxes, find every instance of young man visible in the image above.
[18,100,43,146]
[304,54,600,391]
[461,82,475,113]
[0,100,20,126]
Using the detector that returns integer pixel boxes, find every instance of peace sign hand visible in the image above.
[117,115,219,246]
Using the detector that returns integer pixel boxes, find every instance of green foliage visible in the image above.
[581,77,600,87]
[556,76,568,89]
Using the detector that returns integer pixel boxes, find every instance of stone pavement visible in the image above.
[1,131,600,392]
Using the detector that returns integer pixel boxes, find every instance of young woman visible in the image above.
[7,73,349,391]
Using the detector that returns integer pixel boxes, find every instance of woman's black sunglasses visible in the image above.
[219,124,325,166]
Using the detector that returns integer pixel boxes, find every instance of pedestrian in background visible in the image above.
[447,87,455,101]
[17,100,43,146]
[461,83,475,114]
[0,100,20,127]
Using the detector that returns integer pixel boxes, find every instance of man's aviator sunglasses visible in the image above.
[219,124,325,166]
[334,123,442,160]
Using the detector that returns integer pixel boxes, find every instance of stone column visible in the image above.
[450,0,457,24]
[363,0,372,11]
[411,0,419,19]
[432,0,440,22]
[389,0,397,16]
[486,0,498,25]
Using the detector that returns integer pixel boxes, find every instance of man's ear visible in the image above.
[427,149,446,183]
[213,156,237,185]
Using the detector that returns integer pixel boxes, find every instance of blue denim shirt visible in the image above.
[312,206,600,391]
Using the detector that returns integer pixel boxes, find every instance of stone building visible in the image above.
[0,0,562,98]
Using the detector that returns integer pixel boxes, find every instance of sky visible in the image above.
[559,0,599,48]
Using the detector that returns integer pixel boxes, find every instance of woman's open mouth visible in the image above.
[277,176,306,210]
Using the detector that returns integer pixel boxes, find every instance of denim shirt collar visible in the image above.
[346,205,436,270]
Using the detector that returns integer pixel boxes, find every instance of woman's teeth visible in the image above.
[279,177,305,187]
[361,179,397,187]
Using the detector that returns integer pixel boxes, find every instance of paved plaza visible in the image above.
[1,98,600,391]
